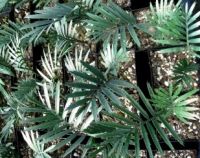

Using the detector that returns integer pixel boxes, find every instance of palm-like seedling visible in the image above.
[7,35,30,73]
[65,48,92,73]
[66,61,133,129]
[22,3,78,43]
[0,0,200,157]
[148,83,199,123]
[37,46,61,84]
[173,59,199,88]
[54,18,79,56]
[150,0,182,27]
[101,44,129,76]
[0,21,26,49]
[85,1,141,51]
[0,79,37,142]
[21,130,51,158]
[84,83,199,158]
[19,81,86,157]
[0,28,29,76]
[151,1,200,57]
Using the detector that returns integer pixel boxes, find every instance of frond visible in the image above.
[21,130,51,158]
[85,1,141,51]
[0,47,9,61]
[0,47,14,76]
[0,106,16,142]
[7,35,30,73]
[0,21,27,49]
[85,84,185,158]
[12,79,37,102]
[38,81,62,115]
[37,46,61,83]
[152,2,200,57]
[65,61,134,129]
[173,59,199,88]
[149,0,182,26]
[22,3,79,43]
[0,23,29,75]
[65,47,92,72]
[0,85,19,142]
[20,81,86,157]
[148,83,199,123]
[101,44,129,76]
[54,18,79,55]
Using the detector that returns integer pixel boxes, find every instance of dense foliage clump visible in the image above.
[0,0,199,157]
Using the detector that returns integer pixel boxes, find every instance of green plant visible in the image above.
[85,83,197,157]
[101,44,129,76]
[150,1,200,57]
[0,143,15,158]
[0,0,199,158]
[173,59,199,88]
[148,83,199,123]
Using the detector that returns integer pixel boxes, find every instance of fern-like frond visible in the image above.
[173,59,199,88]
[38,46,61,83]
[65,47,92,73]
[37,81,62,115]
[85,1,141,51]
[0,47,9,62]
[0,56,15,77]
[0,47,14,76]
[0,21,27,49]
[21,130,51,158]
[65,61,134,129]
[22,3,79,43]
[13,79,37,102]
[150,0,182,26]
[85,84,184,158]
[0,107,15,142]
[148,83,199,123]
[7,35,30,73]
[101,44,129,76]
[54,18,79,55]
[19,81,86,157]
[153,2,200,57]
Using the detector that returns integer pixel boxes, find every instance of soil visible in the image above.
[155,150,197,158]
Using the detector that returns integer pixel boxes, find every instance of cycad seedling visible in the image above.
[85,83,197,158]
[173,59,199,89]
[150,1,200,57]
[0,0,199,157]
[148,83,199,123]
[101,44,129,76]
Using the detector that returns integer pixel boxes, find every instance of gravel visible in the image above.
[150,52,198,89]
[120,49,139,99]
[150,51,200,139]
[154,150,197,158]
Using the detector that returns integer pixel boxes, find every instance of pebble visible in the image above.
[193,125,197,130]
